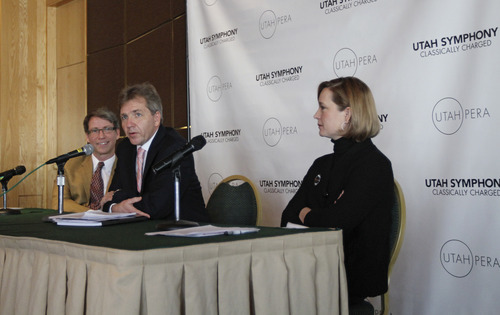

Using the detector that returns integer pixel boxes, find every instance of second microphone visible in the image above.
[152,135,206,174]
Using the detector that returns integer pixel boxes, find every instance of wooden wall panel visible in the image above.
[56,0,86,68]
[56,63,87,153]
[1,0,188,208]
[87,46,125,114]
[126,0,171,41]
[88,0,189,139]
[171,0,186,18]
[173,15,187,130]
[49,0,87,209]
[126,23,173,125]
[0,0,48,208]
[0,0,95,208]
[87,0,124,53]
[46,6,59,208]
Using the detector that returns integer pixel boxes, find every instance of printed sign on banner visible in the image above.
[187,0,500,313]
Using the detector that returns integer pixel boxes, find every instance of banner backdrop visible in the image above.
[187,0,500,313]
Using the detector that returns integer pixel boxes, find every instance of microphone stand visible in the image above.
[156,165,199,230]
[40,162,67,222]
[56,162,66,214]
[1,179,21,215]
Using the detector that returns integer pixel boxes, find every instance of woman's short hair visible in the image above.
[118,82,163,122]
[317,77,380,142]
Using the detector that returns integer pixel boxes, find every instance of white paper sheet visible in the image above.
[146,225,260,237]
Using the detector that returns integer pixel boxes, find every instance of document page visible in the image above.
[48,210,138,226]
[146,225,259,237]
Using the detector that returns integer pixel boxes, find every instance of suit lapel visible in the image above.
[106,158,117,191]
[82,155,93,201]
[142,126,166,183]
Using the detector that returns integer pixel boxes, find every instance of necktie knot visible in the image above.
[96,161,104,171]
[138,147,146,157]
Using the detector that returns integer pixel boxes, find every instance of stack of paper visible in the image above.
[146,225,259,237]
[48,210,140,226]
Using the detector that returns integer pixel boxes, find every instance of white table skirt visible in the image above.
[0,230,348,315]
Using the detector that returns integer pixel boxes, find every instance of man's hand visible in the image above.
[299,207,312,223]
[99,191,116,209]
[112,197,150,218]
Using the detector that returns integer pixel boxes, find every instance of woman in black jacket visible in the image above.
[281,77,394,303]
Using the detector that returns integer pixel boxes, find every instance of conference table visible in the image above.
[0,209,348,315]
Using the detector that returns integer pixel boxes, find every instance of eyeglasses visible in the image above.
[88,127,117,136]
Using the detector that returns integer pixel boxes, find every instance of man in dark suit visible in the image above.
[103,82,207,221]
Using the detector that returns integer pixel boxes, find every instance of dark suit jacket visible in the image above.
[104,125,207,221]
[281,138,393,298]
[51,155,116,212]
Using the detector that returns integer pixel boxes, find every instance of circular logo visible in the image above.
[208,173,223,194]
[259,10,277,39]
[207,76,222,102]
[204,0,217,6]
[432,97,464,135]
[333,48,358,77]
[262,117,282,147]
[440,239,473,278]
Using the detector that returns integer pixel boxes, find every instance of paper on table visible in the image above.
[82,210,136,220]
[48,210,138,226]
[49,210,135,221]
[285,222,309,229]
[55,219,103,227]
[146,224,259,237]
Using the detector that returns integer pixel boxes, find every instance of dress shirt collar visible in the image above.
[137,128,159,153]
[91,154,116,175]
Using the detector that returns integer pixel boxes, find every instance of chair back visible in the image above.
[381,179,406,315]
[206,175,261,225]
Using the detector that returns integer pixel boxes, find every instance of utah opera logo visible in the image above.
[333,48,358,77]
[262,117,299,147]
[258,10,292,39]
[440,239,500,278]
[262,117,282,147]
[206,75,232,102]
[440,239,473,278]
[204,0,217,6]
[259,10,277,39]
[432,97,464,135]
[208,173,223,194]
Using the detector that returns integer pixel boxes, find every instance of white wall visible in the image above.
[188,0,500,313]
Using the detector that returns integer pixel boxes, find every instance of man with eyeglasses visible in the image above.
[51,108,120,212]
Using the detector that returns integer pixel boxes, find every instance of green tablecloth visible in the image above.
[0,209,334,250]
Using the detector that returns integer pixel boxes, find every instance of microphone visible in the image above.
[152,135,206,174]
[46,144,94,165]
[0,165,26,182]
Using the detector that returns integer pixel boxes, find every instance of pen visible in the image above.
[224,231,242,235]
[224,229,258,235]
